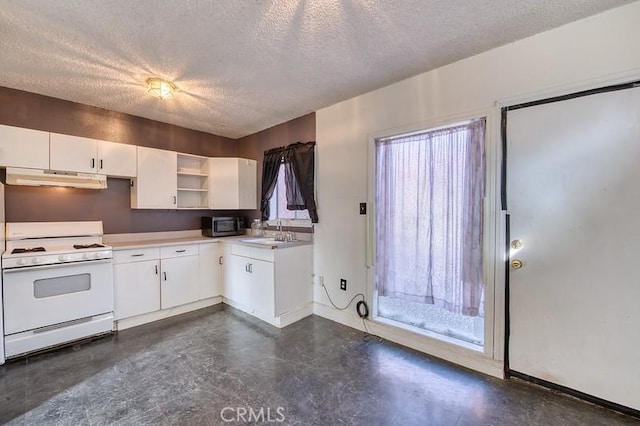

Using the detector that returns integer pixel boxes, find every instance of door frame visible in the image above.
[501,79,640,419]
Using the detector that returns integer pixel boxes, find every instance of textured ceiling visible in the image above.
[0,1,633,138]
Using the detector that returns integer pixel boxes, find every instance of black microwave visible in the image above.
[202,216,246,237]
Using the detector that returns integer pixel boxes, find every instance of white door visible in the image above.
[238,158,257,209]
[507,86,640,411]
[3,260,114,334]
[246,258,274,317]
[113,260,160,319]
[209,157,239,209]
[225,254,252,308]
[198,242,221,299]
[0,124,50,169]
[161,256,199,309]
[133,147,177,209]
[98,140,137,177]
[50,133,98,173]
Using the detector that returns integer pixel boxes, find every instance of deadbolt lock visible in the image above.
[511,239,523,249]
[511,259,523,269]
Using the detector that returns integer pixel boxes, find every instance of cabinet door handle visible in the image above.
[155,265,158,274]
[173,196,177,205]
[100,159,103,169]
[131,254,144,257]
[163,271,167,281]
[218,256,223,265]
[248,263,253,273]
[91,158,95,169]
[175,249,186,253]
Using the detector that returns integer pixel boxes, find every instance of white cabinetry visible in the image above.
[113,243,218,327]
[177,153,209,209]
[97,141,137,177]
[113,247,161,320]
[0,124,50,169]
[50,133,99,173]
[209,158,257,210]
[222,243,313,327]
[50,133,137,177]
[199,242,221,299]
[160,245,199,309]
[131,147,177,209]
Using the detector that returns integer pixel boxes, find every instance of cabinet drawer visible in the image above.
[160,244,199,258]
[231,244,274,262]
[113,247,160,264]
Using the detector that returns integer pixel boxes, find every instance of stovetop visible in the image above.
[11,247,46,254]
[3,221,112,269]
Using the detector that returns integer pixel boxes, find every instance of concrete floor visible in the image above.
[0,305,637,425]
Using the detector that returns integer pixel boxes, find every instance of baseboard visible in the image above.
[313,302,504,379]
[275,303,314,327]
[223,298,313,328]
[115,297,222,331]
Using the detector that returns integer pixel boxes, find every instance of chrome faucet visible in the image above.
[275,220,285,241]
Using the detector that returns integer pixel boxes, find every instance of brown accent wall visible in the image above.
[0,87,239,234]
[0,87,235,157]
[236,113,316,222]
[0,87,315,234]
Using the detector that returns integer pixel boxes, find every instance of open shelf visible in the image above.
[176,154,210,210]
[177,170,208,177]
[177,188,208,192]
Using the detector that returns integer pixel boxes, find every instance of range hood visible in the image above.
[5,167,107,189]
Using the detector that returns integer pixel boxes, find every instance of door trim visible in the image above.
[502,78,640,418]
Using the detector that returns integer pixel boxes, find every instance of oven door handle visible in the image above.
[2,259,113,273]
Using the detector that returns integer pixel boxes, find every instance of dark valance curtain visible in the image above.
[260,141,319,223]
[287,142,318,222]
[260,147,285,221]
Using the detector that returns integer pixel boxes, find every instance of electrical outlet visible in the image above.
[340,279,347,291]
[319,276,325,286]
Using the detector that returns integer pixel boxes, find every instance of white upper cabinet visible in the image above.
[131,146,177,209]
[50,133,99,173]
[209,157,257,210]
[0,124,50,169]
[97,140,137,177]
[50,133,136,177]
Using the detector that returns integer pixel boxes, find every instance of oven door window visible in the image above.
[34,273,91,298]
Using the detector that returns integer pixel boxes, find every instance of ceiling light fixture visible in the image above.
[146,77,177,100]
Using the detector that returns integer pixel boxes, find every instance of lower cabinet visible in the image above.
[198,242,221,299]
[226,255,275,318]
[113,247,161,320]
[222,243,312,327]
[113,243,220,322]
[113,258,161,320]
[160,253,199,309]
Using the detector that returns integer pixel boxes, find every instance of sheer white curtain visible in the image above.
[375,119,485,316]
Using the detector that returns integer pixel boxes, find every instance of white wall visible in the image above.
[313,1,640,376]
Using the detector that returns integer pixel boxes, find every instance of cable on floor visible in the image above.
[320,281,380,342]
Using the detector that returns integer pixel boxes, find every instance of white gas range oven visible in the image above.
[2,221,114,359]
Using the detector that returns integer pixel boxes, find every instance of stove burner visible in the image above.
[11,247,46,254]
[73,244,105,250]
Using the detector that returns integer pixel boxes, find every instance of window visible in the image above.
[374,118,486,347]
[268,163,311,221]
[261,141,317,224]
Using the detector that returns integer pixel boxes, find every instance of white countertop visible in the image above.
[108,236,218,250]
[108,234,312,251]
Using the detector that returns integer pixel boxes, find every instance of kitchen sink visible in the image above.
[240,237,288,245]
